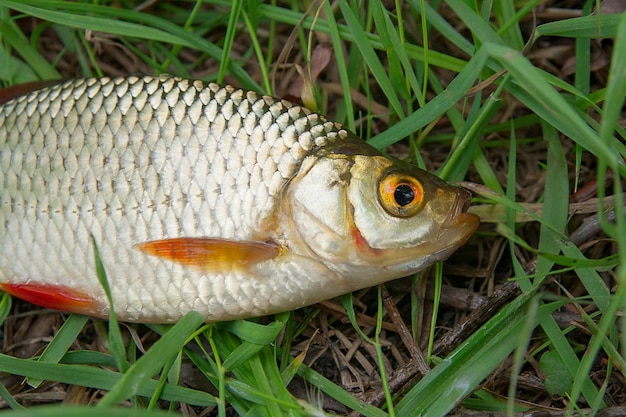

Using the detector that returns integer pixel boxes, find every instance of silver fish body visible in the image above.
[0,75,478,323]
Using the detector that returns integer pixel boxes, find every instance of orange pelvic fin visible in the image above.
[0,282,100,316]
[135,237,282,272]
[0,80,61,105]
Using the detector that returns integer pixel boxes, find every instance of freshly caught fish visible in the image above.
[0,75,479,323]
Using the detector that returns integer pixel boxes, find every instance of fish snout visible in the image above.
[444,187,480,232]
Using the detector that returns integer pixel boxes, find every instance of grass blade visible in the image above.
[27,314,89,387]
[535,14,621,39]
[97,311,206,407]
[338,0,405,118]
[0,353,216,406]
[0,13,60,80]
[0,405,176,417]
[395,293,558,417]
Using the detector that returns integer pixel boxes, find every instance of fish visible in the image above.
[0,75,479,323]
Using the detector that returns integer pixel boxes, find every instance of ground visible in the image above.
[0,1,625,416]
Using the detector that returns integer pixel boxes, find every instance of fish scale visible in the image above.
[0,74,479,323]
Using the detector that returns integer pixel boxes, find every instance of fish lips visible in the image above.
[425,187,479,256]
[387,187,479,274]
[445,187,480,231]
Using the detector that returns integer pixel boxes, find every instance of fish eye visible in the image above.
[378,172,424,218]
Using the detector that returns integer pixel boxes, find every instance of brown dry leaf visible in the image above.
[598,0,626,14]
[286,44,333,107]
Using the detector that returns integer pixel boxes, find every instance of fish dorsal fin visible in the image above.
[0,80,61,105]
[135,237,282,272]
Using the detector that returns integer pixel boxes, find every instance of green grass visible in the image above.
[0,0,624,416]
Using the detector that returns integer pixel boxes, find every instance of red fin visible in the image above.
[136,237,282,271]
[0,282,100,315]
[0,80,61,105]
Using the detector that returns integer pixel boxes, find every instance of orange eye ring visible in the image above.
[378,172,424,218]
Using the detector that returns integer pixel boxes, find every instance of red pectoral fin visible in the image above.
[0,282,100,316]
[135,237,282,272]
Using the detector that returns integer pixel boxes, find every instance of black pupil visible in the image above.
[394,184,415,207]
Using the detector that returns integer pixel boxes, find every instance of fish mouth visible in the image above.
[377,188,479,276]
[429,186,480,257]
[444,187,480,231]
[388,186,480,270]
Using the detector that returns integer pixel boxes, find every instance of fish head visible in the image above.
[283,136,480,288]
